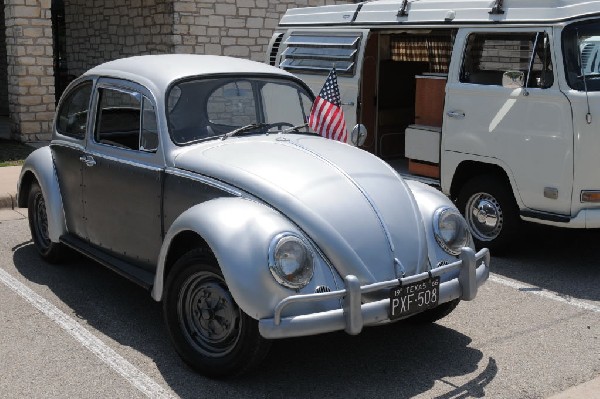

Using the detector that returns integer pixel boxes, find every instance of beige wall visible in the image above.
[3,0,353,141]
[0,1,9,116]
[172,0,351,61]
[64,0,174,77]
[4,0,54,141]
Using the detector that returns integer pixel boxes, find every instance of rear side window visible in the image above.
[56,82,93,139]
[460,32,553,88]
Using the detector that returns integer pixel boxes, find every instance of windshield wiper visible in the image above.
[280,122,318,135]
[221,123,268,141]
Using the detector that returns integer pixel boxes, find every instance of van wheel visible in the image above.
[456,175,520,254]
[163,249,270,378]
[28,182,64,263]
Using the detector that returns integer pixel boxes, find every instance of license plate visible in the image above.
[389,276,440,320]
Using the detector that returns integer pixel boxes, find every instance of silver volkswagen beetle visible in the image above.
[18,54,490,377]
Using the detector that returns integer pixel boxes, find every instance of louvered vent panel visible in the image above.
[279,33,361,76]
[269,33,284,66]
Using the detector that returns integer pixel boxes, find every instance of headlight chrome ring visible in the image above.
[268,232,314,290]
[433,207,470,256]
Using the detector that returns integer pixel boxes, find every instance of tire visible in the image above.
[163,249,271,378]
[456,175,520,254]
[407,299,460,324]
[27,182,65,263]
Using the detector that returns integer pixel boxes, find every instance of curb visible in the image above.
[548,375,600,399]
[0,193,15,210]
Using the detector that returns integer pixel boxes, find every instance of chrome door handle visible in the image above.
[447,110,465,119]
[79,155,96,167]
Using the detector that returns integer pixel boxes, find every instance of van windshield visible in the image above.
[563,19,600,91]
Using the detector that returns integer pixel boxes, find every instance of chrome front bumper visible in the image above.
[259,247,490,339]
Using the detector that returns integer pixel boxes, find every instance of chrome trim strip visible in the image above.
[85,150,164,172]
[164,167,243,197]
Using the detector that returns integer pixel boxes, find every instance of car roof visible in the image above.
[84,54,296,93]
[280,0,600,26]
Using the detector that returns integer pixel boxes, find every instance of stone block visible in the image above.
[224,46,250,57]
[215,4,237,15]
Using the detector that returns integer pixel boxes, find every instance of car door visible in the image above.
[82,79,163,269]
[443,28,574,215]
[51,80,94,239]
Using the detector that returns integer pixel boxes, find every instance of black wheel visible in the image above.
[163,249,270,378]
[456,175,520,254]
[407,299,460,324]
[27,182,64,263]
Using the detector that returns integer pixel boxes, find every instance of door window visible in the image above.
[460,32,553,88]
[562,19,600,91]
[95,87,158,152]
[56,81,93,139]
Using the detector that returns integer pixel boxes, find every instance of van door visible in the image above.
[274,29,372,138]
[443,28,573,216]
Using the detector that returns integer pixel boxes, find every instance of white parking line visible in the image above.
[0,268,177,399]
[489,274,600,313]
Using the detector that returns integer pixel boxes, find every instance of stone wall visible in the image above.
[172,0,353,62]
[0,1,9,116]
[4,0,55,141]
[64,0,175,77]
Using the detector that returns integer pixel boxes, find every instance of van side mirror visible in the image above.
[350,124,367,147]
[502,71,525,89]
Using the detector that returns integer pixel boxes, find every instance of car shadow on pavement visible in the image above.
[491,223,600,302]
[13,242,497,398]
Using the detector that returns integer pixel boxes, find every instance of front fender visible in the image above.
[18,147,66,242]
[406,180,474,276]
[152,197,340,320]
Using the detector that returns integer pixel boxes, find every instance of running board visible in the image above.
[520,209,571,223]
[60,234,154,290]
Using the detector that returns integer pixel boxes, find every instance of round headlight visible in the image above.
[268,233,314,289]
[433,207,470,256]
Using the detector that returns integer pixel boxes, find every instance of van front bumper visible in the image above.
[259,247,490,339]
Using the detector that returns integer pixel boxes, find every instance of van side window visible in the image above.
[460,33,553,88]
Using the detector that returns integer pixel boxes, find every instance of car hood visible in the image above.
[173,135,429,284]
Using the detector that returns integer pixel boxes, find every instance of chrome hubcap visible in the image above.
[465,193,503,241]
[178,271,241,358]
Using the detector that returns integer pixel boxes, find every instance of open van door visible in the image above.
[271,29,372,146]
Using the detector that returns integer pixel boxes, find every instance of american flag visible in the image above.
[309,68,348,143]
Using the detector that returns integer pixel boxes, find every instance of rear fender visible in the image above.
[18,147,66,242]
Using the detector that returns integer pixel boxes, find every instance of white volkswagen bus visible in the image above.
[267,0,600,252]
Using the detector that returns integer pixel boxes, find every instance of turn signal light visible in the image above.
[580,191,600,203]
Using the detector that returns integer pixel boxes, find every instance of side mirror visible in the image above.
[350,124,368,147]
[502,70,525,89]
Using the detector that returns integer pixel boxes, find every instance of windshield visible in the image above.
[167,76,314,145]
[563,19,600,91]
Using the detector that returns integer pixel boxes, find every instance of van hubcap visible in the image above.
[465,193,503,241]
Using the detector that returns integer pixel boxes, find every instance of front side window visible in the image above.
[95,87,158,152]
[56,82,93,139]
[563,19,600,91]
[167,76,314,145]
[461,32,553,88]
